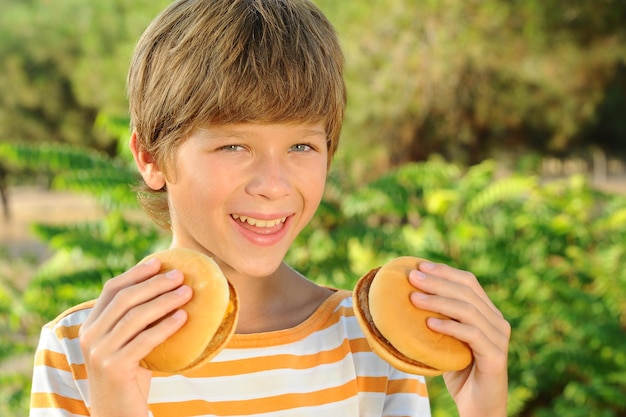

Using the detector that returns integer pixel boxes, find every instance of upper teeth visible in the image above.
[232,214,287,228]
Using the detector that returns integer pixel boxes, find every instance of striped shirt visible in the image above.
[30,289,431,416]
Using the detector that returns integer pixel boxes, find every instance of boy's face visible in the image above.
[149,121,328,278]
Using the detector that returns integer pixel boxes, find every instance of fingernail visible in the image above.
[420,262,435,271]
[427,317,442,326]
[144,258,158,266]
[171,310,186,321]
[412,291,428,300]
[166,269,181,280]
[414,270,427,280]
[174,285,190,296]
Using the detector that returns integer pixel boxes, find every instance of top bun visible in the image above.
[139,247,238,373]
[353,256,472,376]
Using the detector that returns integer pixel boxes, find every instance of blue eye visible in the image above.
[290,144,312,152]
[220,144,245,152]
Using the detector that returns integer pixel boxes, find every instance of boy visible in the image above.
[30,0,510,416]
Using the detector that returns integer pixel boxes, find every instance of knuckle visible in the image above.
[101,277,119,293]
[101,275,130,296]
[501,318,512,338]
[78,329,93,353]
[462,270,479,285]
[111,285,135,308]
[120,305,141,326]
[80,340,104,366]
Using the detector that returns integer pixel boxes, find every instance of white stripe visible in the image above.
[150,354,359,402]
[30,408,89,417]
[31,366,87,401]
[384,392,432,415]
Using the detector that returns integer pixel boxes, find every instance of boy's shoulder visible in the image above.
[46,299,97,329]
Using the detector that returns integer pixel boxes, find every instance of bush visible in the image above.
[1,141,625,416]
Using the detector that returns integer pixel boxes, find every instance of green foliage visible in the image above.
[317,0,626,170]
[2,142,625,415]
[2,0,626,174]
[0,248,39,417]
[0,141,139,210]
[0,373,31,417]
[0,0,171,151]
[0,1,625,413]
[0,121,167,417]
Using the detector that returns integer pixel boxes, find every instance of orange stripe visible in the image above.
[35,349,88,379]
[178,337,356,378]
[229,294,354,348]
[320,305,355,328]
[336,304,355,317]
[30,392,90,416]
[357,375,392,392]
[348,337,373,353]
[55,324,81,340]
[150,379,360,416]
[388,378,429,397]
[168,337,376,378]
[355,375,426,397]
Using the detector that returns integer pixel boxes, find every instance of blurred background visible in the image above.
[1,0,625,416]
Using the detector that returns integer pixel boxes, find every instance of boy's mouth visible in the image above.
[231,214,287,229]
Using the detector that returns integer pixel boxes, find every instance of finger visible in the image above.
[410,263,502,318]
[424,262,501,316]
[83,258,163,327]
[410,288,507,352]
[85,308,189,378]
[111,284,192,350]
[82,285,192,368]
[94,273,190,345]
[408,268,511,354]
[428,316,510,375]
[80,268,186,345]
[118,308,189,366]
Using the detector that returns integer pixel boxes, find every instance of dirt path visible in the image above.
[0,186,105,261]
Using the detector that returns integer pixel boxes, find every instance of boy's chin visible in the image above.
[213,253,289,280]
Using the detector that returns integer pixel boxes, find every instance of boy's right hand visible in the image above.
[78,258,192,417]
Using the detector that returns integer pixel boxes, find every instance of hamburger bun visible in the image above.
[139,247,238,373]
[353,256,472,376]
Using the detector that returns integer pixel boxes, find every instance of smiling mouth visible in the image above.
[231,214,287,228]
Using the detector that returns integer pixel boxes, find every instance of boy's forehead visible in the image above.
[193,121,327,138]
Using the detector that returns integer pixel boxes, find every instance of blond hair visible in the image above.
[127,0,346,228]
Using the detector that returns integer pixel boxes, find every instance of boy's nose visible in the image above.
[245,155,292,200]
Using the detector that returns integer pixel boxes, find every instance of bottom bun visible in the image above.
[353,256,472,376]
[139,248,238,373]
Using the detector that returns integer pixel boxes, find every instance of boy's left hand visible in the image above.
[408,262,511,417]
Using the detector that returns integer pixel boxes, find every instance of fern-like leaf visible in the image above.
[466,175,536,215]
[0,142,119,173]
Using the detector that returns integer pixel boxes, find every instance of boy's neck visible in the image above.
[229,262,333,334]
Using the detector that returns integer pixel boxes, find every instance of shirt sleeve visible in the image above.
[30,313,92,417]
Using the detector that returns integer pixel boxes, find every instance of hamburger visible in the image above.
[139,247,238,373]
[353,256,472,376]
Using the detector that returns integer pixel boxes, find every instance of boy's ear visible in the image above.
[129,131,167,190]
